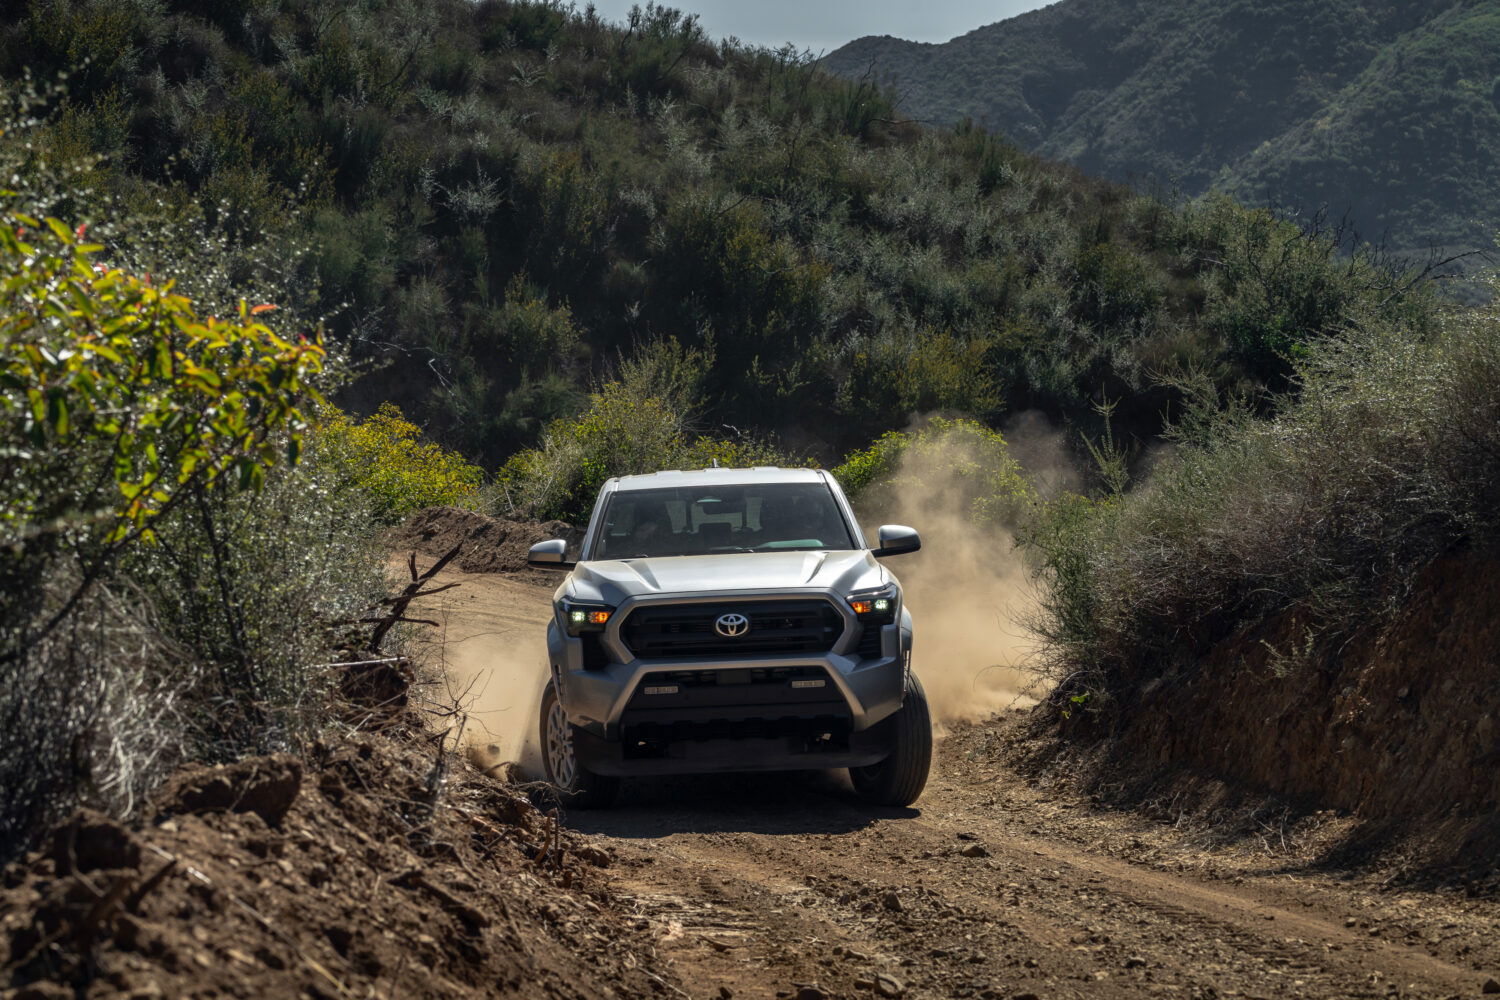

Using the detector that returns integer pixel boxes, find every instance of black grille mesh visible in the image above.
[621,600,843,658]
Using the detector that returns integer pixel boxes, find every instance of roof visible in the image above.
[610,467,828,492]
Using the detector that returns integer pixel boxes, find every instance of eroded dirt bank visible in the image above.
[0,714,676,999]
[1029,549,1500,879]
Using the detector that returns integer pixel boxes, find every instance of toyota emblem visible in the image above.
[714,612,750,638]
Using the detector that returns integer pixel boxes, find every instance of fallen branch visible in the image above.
[125,857,178,913]
[392,868,491,929]
[315,656,410,670]
[368,545,464,650]
[376,582,461,604]
[333,615,442,628]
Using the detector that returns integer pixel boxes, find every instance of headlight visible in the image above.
[558,598,615,636]
[846,584,898,625]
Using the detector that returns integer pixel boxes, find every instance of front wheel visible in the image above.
[540,681,619,809]
[850,672,932,807]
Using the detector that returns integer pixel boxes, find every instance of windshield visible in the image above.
[591,482,857,559]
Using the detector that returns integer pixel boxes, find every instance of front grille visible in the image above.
[620,600,843,658]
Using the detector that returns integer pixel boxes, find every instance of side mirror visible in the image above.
[527,539,575,570]
[872,524,921,558]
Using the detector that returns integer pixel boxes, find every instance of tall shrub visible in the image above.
[1024,276,1500,701]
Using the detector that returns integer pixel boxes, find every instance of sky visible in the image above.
[582,1,1055,55]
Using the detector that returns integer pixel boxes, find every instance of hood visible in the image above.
[565,550,887,606]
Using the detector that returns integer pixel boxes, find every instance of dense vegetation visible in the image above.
[824,0,1500,259]
[1025,273,1500,705]
[832,418,1034,526]
[0,86,482,859]
[0,0,1440,473]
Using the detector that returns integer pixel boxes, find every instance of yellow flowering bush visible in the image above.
[316,402,483,521]
[0,213,325,548]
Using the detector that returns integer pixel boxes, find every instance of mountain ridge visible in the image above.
[824,0,1498,255]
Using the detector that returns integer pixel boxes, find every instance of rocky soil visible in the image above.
[385,506,577,576]
[568,717,1500,1000]
[0,695,673,999]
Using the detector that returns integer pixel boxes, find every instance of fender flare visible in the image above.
[900,607,915,681]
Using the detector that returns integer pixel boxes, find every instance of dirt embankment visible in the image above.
[1027,549,1500,877]
[0,703,673,999]
[385,506,578,575]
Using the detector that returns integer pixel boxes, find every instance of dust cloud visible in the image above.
[402,570,553,778]
[859,417,1066,725]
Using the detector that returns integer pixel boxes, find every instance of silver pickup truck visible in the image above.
[526,466,931,808]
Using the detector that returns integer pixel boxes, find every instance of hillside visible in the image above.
[0,0,1436,470]
[823,0,1500,257]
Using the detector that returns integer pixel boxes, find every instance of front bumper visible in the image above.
[572,709,901,776]
[546,590,911,746]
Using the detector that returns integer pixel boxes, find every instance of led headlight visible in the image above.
[558,598,615,636]
[846,585,898,625]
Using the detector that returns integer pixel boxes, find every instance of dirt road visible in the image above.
[413,570,1500,1000]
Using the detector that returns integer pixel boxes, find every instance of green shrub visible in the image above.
[832,328,1003,429]
[497,349,801,522]
[1072,240,1164,331]
[1177,196,1435,387]
[0,90,384,860]
[1024,273,1500,701]
[0,204,352,855]
[833,418,1035,526]
[316,402,484,521]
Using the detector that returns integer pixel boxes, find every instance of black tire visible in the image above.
[539,681,619,809]
[850,672,932,807]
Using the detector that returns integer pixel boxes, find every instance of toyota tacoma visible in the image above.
[527,466,930,808]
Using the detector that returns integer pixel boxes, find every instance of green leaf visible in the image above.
[86,342,123,364]
[44,217,73,244]
[46,391,68,437]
